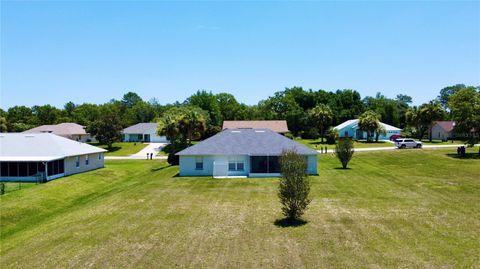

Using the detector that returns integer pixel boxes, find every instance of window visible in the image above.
[76,156,80,168]
[98,153,102,160]
[195,157,203,170]
[228,157,245,171]
[85,155,89,166]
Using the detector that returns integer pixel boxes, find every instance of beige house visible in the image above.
[222,120,290,134]
[23,122,94,142]
[431,121,458,141]
[0,133,106,182]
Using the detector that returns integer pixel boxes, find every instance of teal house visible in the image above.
[176,128,318,178]
[334,119,401,140]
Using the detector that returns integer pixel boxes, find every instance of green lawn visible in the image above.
[1,149,479,268]
[89,142,148,156]
[421,139,467,145]
[297,138,395,150]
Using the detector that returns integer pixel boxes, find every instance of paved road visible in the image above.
[105,143,168,160]
[319,143,479,153]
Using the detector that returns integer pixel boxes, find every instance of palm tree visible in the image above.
[178,110,207,146]
[375,125,386,142]
[419,101,445,141]
[309,104,333,142]
[157,114,181,153]
[358,110,380,142]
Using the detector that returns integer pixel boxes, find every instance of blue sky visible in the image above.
[1,1,479,109]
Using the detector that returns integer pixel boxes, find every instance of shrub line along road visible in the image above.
[320,143,480,153]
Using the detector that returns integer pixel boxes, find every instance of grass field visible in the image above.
[89,142,148,156]
[1,149,479,268]
[297,138,394,150]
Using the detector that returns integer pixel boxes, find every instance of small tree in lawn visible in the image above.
[335,137,354,169]
[278,150,311,222]
[87,111,122,149]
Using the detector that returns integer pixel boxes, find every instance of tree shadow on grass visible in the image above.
[334,167,352,170]
[150,165,171,172]
[104,146,121,153]
[274,218,308,228]
[446,153,480,160]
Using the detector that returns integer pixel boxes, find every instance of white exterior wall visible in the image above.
[179,154,317,177]
[142,128,168,142]
[64,153,105,176]
[431,124,451,141]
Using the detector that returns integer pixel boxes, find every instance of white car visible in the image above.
[395,138,422,149]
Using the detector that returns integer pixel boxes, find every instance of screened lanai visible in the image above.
[0,159,65,182]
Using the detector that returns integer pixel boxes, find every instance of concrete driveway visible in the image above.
[105,143,168,160]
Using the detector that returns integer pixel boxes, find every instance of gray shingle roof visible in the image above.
[176,128,318,156]
[123,123,158,134]
[0,133,107,162]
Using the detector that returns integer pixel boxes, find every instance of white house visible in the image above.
[334,119,401,140]
[23,122,94,142]
[176,128,318,178]
[0,133,107,182]
[122,123,168,143]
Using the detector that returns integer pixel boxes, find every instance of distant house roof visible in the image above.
[222,120,289,133]
[334,119,401,132]
[0,133,107,162]
[177,128,318,156]
[435,121,455,132]
[23,123,87,136]
[123,123,158,134]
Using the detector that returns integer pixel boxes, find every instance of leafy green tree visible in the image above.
[186,90,222,128]
[335,137,354,169]
[121,92,143,108]
[124,101,156,126]
[309,104,333,142]
[87,110,123,149]
[6,106,34,131]
[278,150,311,221]
[64,101,76,118]
[216,93,242,120]
[358,110,380,142]
[448,87,480,143]
[72,104,101,126]
[32,105,61,125]
[438,84,466,110]
[0,117,7,132]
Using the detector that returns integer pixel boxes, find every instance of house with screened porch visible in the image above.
[0,133,107,183]
[176,128,318,178]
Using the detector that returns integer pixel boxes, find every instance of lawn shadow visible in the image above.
[446,153,480,160]
[150,165,171,172]
[105,147,121,153]
[334,167,352,170]
[274,218,307,228]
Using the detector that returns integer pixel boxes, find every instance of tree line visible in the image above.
[1,84,479,146]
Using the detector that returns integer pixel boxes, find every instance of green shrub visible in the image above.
[278,150,311,221]
[335,137,354,169]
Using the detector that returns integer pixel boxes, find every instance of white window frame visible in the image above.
[75,156,80,168]
[228,157,244,171]
[98,153,102,160]
[85,155,89,166]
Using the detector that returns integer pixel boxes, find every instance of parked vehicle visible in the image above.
[395,138,422,149]
[390,134,402,141]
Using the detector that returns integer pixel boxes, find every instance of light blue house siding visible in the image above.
[179,155,317,177]
[335,119,401,140]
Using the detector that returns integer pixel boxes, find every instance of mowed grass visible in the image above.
[297,138,394,150]
[89,142,148,156]
[1,149,479,268]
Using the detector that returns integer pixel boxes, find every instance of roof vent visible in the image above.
[255,130,265,133]
[231,130,241,133]
[25,135,35,138]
